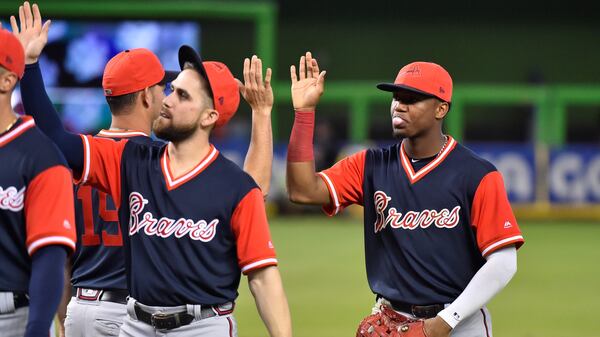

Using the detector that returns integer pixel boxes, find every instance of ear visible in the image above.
[140,87,152,109]
[435,101,449,120]
[0,72,18,94]
[200,108,219,128]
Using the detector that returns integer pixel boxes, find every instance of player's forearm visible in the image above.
[21,62,84,173]
[286,161,330,204]
[286,110,330,204]
[248,266,293,337]
[56,261,72,334]
[26,245,67,337]
[437,246,517,328]
[244,110,273,198]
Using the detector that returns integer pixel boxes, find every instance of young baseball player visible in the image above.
[0,27,76,337]
[12,2,281,336]
[286,52,524,337]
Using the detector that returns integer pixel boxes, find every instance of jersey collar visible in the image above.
[161,144,219,191]
[97,129,149,138]
[399,135,457,184]
[0,116,35,148]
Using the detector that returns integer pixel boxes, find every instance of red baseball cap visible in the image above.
[377,62,453,102]
[102,48,178,97]
[178,45,240,127]
[0,28,25,79]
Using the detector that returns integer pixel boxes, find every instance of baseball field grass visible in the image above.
[235,216,600,337]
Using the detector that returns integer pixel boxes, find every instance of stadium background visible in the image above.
[1,0,599,336]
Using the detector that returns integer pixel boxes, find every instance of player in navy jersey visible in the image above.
[12,2,282,337]
[0,27,76,337]
[18,15,291,337]
[286,52,524,337]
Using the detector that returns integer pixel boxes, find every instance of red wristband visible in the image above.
[287,110,315,162]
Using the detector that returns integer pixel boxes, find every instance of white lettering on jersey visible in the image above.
[373,190,461,233]
[0,186,25,212]
[128,192,219,242]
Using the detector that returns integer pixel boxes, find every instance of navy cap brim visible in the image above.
[158,70,179,85]
[178,45,214,97]
[376,83,438,98]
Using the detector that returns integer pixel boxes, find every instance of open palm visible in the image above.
[10,2,50,64]
[290,52,326,111]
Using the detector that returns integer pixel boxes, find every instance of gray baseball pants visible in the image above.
[119,298,237,337]
[65,296,127,337]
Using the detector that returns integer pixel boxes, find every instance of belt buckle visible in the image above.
[151,312,176,330]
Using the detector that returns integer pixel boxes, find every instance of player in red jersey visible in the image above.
[12,2,278,336]
[0,27,76,337]
[286,52,524,337]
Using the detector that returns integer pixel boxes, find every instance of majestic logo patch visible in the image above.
[373,190,460,233]
[128,192,219,242]
[0,186,25,212]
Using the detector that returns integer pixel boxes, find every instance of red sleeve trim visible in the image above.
[481,236,524,257]
[318,172,340,216]
[74,134,90,184]
[28,236,76,256]
[241,258,279,274]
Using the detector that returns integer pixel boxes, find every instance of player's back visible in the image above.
[71,130,158,290]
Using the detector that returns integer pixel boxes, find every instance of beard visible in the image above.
[152,117,198,143]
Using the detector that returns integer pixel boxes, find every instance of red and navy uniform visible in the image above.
[78,136,277,306]
[71,130,154,290]
[0,116,76,291]
[318,136,524,305]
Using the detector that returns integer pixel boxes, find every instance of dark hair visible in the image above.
[105,91,140,115]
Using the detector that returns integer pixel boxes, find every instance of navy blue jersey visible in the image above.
[318,136,524,305]
[71,130,154,290]
[78,136,277,306]
[0,116,76,291]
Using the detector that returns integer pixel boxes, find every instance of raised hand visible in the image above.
[290,51,326,111]
[10,1,51,64]
[236,55,273,116]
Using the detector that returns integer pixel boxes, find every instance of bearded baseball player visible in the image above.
[0,27,76,337]
[20,38,290,337]
[14,2,283,337]
[286,52,524,337]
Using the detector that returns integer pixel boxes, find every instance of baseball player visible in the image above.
[286,52,524,337]
[0,27,76,337]
[20,33,291,337]
[12,2,279,337]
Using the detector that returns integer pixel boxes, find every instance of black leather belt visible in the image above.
[13,292,29,309]
[389,300,444,319]
[134,302,234,330]
[72,287,128,305]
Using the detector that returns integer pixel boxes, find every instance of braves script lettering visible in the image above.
[129,192,218,242]
[373,190,460,233]
[0,186,25,212]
